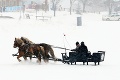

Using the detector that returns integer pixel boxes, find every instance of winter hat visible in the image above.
[81,41,84,45]
[76,41,79,45]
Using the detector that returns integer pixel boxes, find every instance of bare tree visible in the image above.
[104,0,114,15]
[51,0,61,16]
[78,0,88,13]
[70,0,76,15]
[45,0,48,12]
[87,0,105,13]
[108,0,112,15]
[114,1,120,12]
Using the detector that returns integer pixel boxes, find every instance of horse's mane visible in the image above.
[21,37,34,44]
[15,38,24,45]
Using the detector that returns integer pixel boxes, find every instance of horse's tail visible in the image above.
[39,43,56,60]
[49,46,56,59]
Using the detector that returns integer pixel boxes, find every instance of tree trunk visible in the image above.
[70,0,72,15]
[53,2,56,16]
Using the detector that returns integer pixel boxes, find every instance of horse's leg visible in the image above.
[37,46,46,63]
[38,53,41,63]
[42,52,48,63]
[28,48,34,61]
[29,53,32,61]
[40,47,47,63]
[44,50,49,62]
[23,55,27,61]
[17,51,24,62]
[17,56,21,62]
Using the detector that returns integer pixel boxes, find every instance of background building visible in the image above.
[0,0,48,12]
[0,0,19,7]
[0,0,20,12]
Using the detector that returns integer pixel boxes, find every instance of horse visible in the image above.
[13,38,45,63]
[20,37,57,62]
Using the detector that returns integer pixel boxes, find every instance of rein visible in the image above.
[51,45,70,50]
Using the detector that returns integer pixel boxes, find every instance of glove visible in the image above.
[71,49,75,51]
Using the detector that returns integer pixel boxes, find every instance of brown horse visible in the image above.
[20,37,57,62]
[13,38,45,63]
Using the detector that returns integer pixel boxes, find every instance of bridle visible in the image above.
[14,39,25,48]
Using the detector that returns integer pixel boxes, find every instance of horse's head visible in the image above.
[13,38,24,48]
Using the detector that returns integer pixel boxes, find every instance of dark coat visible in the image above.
[78,44,88,54]
[72,44,88,54]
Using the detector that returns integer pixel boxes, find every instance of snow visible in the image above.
[0,11,120,80]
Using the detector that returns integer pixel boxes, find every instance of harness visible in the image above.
[18,43,33,57]
[15,39,43,58]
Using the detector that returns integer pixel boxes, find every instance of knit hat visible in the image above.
[76,41,79,45]
[81,41,84,45]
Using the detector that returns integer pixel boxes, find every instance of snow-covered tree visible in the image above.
[78,0,88,12]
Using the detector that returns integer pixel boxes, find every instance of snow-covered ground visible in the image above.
[0,11,120,80]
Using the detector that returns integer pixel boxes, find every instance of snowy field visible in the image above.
[0,11,120,80]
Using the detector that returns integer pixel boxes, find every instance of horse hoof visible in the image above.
[18,60,21,62]
[36,60,41,63]
[54,58,58,61]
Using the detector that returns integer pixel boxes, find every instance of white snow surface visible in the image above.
[0,11,120,80]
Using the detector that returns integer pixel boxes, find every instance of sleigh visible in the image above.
[61,51,105,65]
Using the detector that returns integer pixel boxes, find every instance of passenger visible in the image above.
[71,41,88,54]
[79,41,88,54]
[71,41,81,53]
